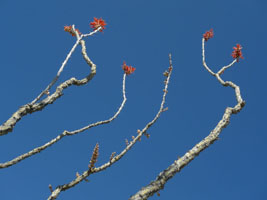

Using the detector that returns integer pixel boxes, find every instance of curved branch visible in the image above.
[31,36,82,105]
[47,54,173,200]
[0,30,99,136]
[129,39,245,200]
[0,73,127,169]
[31,26,101,104]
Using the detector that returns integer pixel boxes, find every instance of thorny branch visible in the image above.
[0,27,102,136]
[2,22,245,200]
[47,54,173,200]
[31,26,101,105]
[128,38,245,200]
[0,73,127,169]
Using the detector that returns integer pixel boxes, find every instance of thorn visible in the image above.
[110,152,116,161]
[162,107,168,112]
[163,89,168,93]
[45,90,50,95]
[163,71,169,77]
[144,133,150,138]
[48,184,53,193]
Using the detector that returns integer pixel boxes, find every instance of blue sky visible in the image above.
[0,0,266,199]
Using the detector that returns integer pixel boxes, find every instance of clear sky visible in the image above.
[0,0,266,199]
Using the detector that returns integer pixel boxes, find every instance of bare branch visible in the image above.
[129,41,245,200]
[217,59,236,75]
[31,27,101,105]
[202,38,216,76]
[0,29,100,136]
[46,55,173,200]
[0,74,127,168]
[83,26,102,38]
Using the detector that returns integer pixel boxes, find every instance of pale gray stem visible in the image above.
[47,55,173,200]
[128,40,245,200]
[0,28,101,136]
[31,36,81,105]
[0,74,126,169]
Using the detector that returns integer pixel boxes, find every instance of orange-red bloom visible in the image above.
[231,44,244,62]
[122,61,135,75]
[64,25,81,36]
[203,29,214,41]
[90,17,106,32]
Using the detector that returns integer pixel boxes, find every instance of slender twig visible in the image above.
[47,55,173,200]
[94,55,172,173]
[31,38,80,105]
[31,26,101,105]
[83,26,102,38]
[217,59,236,75]
[202,38,216,76]
[129,39,245,200]
[0,73,127,169]
[0,28,101,136]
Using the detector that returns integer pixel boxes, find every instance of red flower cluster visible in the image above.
[64,25,81,36]
[122,61,135,75]
[90,17,106,32]
[203,29,214,41]
[231,44,244,62]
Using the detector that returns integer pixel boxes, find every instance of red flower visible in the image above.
[122,61,135,75]
[203,29,214,41]
[231,44,244,62]
[90,17,106,32]
[64,25,81,36]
